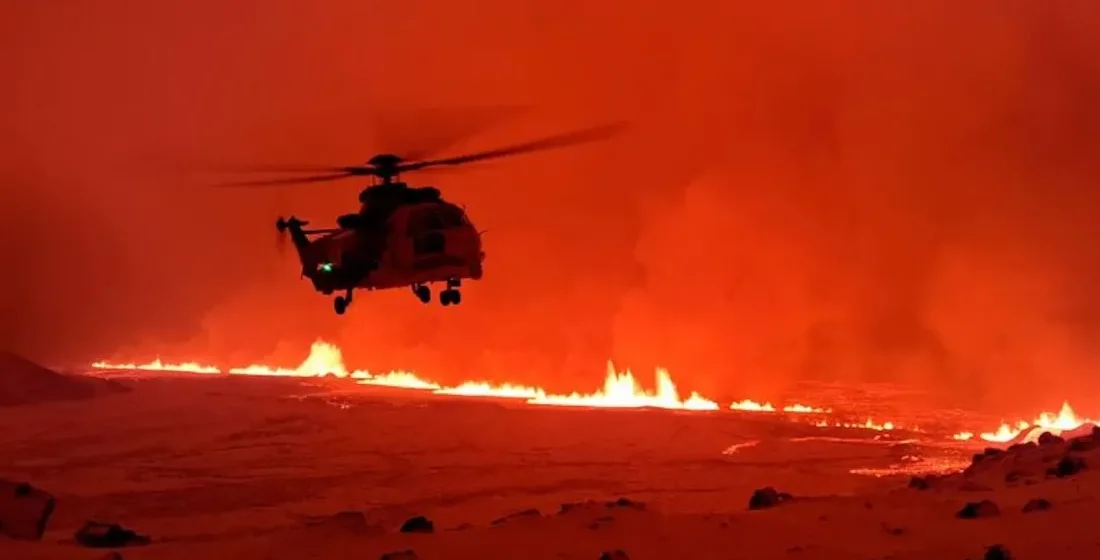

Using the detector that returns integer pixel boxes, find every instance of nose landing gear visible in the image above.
[412,284,431,304]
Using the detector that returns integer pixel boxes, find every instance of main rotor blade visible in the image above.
[372,104,536,162]
[398,122,629,172]
[211,165,376,175]
[214,172,360,187]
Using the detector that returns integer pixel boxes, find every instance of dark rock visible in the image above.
[605,497,646,510]
[97,553,123,560]
[1022,498,1052,513]
[1047,456,1087,478]
[559,498,645,515]
[748,487,793,510]
[1068,437,1096,452]
[491,509,541,526]
[908,476,933,490]
[1037,432,1064,446]
[956,500,1000,519]
[1092,425,1100,438]
[984,544,1013,560]
[558,501,590,514]
[0,479,55,541]
[74,522,151,548]
[1004,470,1027,484]
[1007,442,1036,453]
[380,550,418,560]
[599,551,629,560]
[398,516,434,534]
[983,448,1004,458]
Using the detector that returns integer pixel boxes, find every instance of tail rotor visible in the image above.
[275,216,307,256]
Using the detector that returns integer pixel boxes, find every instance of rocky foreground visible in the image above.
[4,425,1099,559]
[2,374,1099,560]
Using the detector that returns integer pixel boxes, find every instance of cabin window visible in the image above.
[406,205,467,235]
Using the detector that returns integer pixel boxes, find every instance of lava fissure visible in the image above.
[90,340,1094,439]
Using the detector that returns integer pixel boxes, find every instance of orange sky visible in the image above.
[2,1,1100,413]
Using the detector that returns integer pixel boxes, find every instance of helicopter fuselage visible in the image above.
[285,199,485,308]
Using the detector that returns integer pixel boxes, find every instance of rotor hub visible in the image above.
[365,154,403,183]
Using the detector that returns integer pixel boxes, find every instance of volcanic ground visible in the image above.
[4,355,1100,559]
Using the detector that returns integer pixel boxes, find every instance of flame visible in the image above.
[728,400,830,414]
[229,341,369,378]
[970,402,1096,443]
[103,340,1085,435]
[90,359,221,375]
[729,399,775,412]
[525,363,719,410]
[436,381,545,399]
[782,403,831,414]
[362,372,440,390]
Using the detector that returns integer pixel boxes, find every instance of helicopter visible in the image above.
[219,123,625,315]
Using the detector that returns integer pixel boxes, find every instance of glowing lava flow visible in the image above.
[436,381,545,399]
[87,340,994,429]
[90,359,221,375]
[814,418,908,432]
[963,402,1098,443]
[362,372,440,390]
[729,400,831,414]
[524,363,719,410]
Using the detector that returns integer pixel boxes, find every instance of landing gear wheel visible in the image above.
[334,296,349,315]
[413,284,431,304]
[440,289,461,306]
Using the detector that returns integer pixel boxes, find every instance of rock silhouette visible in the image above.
[957,500,1000,519]
[0,480,55,541]
[74,521,151,548]
[399,516,434,534]
[748,487,793,510]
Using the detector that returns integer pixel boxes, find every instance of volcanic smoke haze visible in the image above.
[2,1,1100,413]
